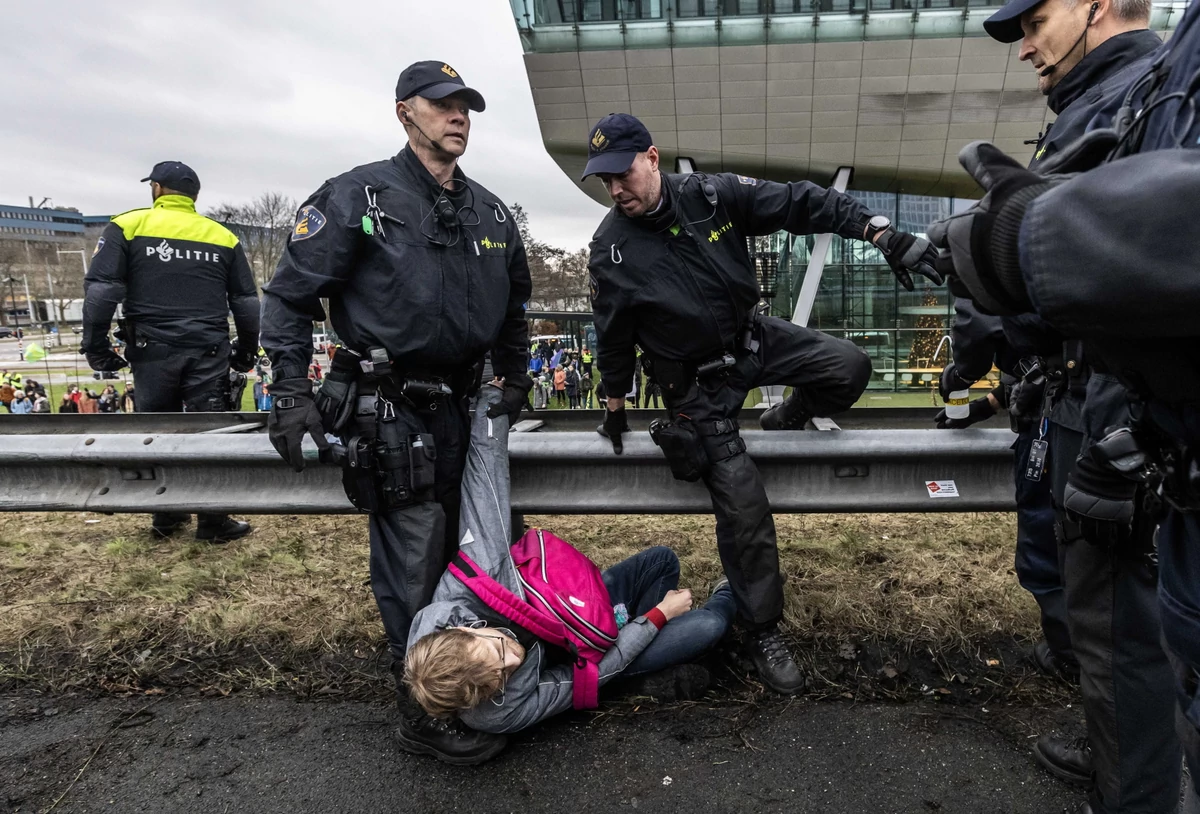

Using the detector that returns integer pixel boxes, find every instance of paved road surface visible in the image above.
[1,693,1080,813]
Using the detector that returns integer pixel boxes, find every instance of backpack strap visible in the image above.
[450,551,601,711]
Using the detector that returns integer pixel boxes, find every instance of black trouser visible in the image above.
[1051,405,1181,813]
[643,390,661,409]
[1013,423,1074,664]
[130,340,233,533]
[662,316,871,629]
[356,394,472,658]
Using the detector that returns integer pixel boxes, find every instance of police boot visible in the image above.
[150,512,191,539]
[744,626,805,694]
[1034,734,1093,786]
[390,660,507,766]
[1031,639,1080,684]
[759,395,811,431]
[195,516,252,544]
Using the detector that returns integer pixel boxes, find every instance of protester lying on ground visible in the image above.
[404,385,734,739]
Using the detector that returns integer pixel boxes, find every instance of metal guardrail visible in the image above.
[0,429,1016,515]
[0,406,1003,434]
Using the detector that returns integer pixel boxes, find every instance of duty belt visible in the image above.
[351,346,478,410]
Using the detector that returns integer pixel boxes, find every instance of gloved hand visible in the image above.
[927,142,1068,315]
[597,406,630,454]
[1063,449,1137,547]
[934,392,997,429]
[485,372,533,424]
[937,363,976,404]
[878,231,944,291]
[85,349,128,372]
[268,377,328,473]
[229,341,257,373]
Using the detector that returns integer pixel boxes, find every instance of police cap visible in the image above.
[983,0,1046,42]
[140,161,201,198]
[580,113,653,181]
[395,60,486,112]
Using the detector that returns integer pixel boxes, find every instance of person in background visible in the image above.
[581,369,594,409]
[120,383,135,413]
[32,392,50,413]
[0,379,14,412]
[553,365,566,407]
[59,391,79,413]
[9,390,32,414]
[78,389,99,414]
[565,363,581,409]
[98,384,119,413]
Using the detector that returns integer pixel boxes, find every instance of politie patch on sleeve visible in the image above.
[292,205,326,241]
[589,272,600,301]
[92,237,105,256]
[736,175,758,185]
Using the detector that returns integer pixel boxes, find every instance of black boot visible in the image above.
[744,627,805,694]
[612,664,711,702]
[390,660,507,765]
[150,512,191,539]
[195,516,251,544]
[1031,639,1080,684]
[1033,734,1093,785]
[759,396,811,431]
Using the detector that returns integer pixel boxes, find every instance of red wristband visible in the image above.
[644,608,667,630]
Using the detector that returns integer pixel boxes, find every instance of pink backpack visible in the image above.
[448,528,618,709]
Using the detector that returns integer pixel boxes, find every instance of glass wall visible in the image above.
[761,191,980,392]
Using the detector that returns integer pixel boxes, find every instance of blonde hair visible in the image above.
[404,628,504,718]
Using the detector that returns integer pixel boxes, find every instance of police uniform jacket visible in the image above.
[82,195,259,353]
[260,146,531,383]
[950,31,1161,399]
[588,172,875,395]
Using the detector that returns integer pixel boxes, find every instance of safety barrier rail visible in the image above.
[0,429,1015,514]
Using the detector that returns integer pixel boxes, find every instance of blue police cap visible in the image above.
[581,113,653,181]
[395,60,485,112]
[140,161,201,198]
[983,0,1047,42]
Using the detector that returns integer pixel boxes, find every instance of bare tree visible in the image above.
[208,192,296,288]
[510,202,595,310]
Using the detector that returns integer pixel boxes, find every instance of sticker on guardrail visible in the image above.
[925,480,959,498]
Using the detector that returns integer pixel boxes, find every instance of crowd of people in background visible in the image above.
[528,340,666,412]
[1,369,133,415]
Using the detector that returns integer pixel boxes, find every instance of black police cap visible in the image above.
[140,161,201,198]
[581,113,653,180]
[983,0,1046,43]
[395,60,486,112]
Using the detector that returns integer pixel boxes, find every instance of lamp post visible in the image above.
[3,276,23,361]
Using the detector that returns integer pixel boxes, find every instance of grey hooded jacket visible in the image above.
[406,385,661,734]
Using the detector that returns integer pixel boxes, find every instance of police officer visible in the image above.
[942,3,1176,809]
[585,113,942,694]
[930,3,1200,808]
[260,61,531,765]
[82,161,259,544]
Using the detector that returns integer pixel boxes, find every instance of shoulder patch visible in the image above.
[736,175,758,185]
[589,272,600,302]
[292,205,326,241]
[92,237,105,257]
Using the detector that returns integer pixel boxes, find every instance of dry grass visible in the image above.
[0,510,1035,695]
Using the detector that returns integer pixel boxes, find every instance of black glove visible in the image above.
[268,377,328,473]
[934,391,997,429]
[85,349,128,372]
[486,372,533,424]
[597,406,630,454]
[876,230,944,291]
[927,142,1067,315]
[229,341,257,373]
[1064,448,1138,547]
[937,363,976,404]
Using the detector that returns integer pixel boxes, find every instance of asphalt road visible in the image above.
[1,693,1081,814]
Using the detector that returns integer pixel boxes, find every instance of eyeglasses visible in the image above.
[470,629,511,693]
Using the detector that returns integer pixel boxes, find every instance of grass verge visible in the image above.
[0,511,1054,706]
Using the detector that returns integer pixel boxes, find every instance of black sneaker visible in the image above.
[745,627,805,694]
[195,518,251,544]
[395,713,508,766]
[759,399,811,431]
[1034,734,1092,786]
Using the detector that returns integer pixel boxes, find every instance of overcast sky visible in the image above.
[0,1,608,250]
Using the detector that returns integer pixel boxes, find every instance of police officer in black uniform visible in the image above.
[930,0,1200,806]
[260,61,531,765]
[940,3,1177,809]
[82,162,259,544]
[585,113,943,694]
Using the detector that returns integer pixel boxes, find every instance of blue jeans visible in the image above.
[601,546,736,677]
